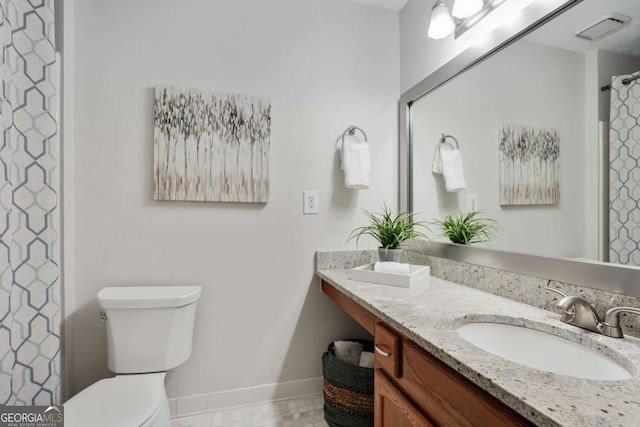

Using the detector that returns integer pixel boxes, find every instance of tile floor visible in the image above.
[169,394,329,427]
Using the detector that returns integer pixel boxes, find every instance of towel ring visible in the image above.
[440,134,459,149]
[341,125,368,145]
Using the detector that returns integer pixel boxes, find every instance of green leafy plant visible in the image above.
[348,205,430,249]
[434,210,499,245]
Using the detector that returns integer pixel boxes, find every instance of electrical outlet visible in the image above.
[467,194,479,211]
[303,191,320,214]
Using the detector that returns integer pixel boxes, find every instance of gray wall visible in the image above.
[69,0,400,400]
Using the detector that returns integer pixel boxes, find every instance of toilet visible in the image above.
[64,286,202,427]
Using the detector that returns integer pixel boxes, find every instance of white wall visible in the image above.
[71,0,399,399]
[412,40,586,257]
[61,0,76,402]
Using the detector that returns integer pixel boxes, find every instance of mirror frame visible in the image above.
[399,0,640,298]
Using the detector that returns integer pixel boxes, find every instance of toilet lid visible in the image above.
[64,373,166,427]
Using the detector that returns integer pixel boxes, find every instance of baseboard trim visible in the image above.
[169,377,323,418]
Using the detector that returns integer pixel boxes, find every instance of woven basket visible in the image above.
[322,339,374,427]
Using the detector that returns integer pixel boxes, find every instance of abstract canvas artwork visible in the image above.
[154,86,271,203]
[498,124,559,205]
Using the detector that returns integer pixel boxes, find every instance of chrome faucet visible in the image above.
[546,288,601,333]
[546,287,640,338]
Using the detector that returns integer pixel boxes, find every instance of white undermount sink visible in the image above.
[456,322,633,381]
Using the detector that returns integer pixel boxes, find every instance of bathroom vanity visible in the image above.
[324,280,532,427]
[314,0,640,425]
[317,257,640,426]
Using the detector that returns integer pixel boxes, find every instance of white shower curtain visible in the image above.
[0,0,60,405]
[609,71,640,266]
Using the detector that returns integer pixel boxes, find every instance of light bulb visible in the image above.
[428,2,455,40]
[452,0,484,18]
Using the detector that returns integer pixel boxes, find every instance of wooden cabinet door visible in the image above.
[399,341,533,427]
[374,369,434,427]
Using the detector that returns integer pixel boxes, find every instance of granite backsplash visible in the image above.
[316,249,640,338]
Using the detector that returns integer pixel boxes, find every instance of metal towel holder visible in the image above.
[341,125,368,145]
[439,133,459,149]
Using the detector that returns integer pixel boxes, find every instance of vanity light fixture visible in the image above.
[428,0,531,40]
[427,1,455,39]
[452,0,483,18]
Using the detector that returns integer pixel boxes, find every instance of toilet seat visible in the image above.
[64,373,168,427]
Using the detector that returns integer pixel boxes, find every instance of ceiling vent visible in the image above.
[575,13,631,41]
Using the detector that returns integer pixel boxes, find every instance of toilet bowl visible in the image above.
[65,286,201,427]
[65,373,168,427]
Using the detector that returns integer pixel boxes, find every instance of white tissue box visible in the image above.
[349,264,430,288]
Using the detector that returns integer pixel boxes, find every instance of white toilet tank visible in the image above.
[97,286,202,374]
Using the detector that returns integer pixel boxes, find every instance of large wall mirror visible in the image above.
[401,0,640,295]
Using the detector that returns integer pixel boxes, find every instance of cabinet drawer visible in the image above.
[375,322,401,378]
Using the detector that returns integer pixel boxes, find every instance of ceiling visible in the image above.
[525,0,640,57]
[341,0,409,11]
[340,0,640,57]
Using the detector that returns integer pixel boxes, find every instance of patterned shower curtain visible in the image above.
[609,71,640,266]
[0,0,60,405]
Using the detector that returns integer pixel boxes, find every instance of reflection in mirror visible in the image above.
[410,0,640,265]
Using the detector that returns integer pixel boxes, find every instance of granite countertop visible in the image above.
[316,267,640,427]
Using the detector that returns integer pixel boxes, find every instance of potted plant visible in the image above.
[348,205,430,262]
[433,210,499,245]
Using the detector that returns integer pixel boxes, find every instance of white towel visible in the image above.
[440,148,466,192]
[374,262,410,275]
[334,341,364,366]
[432,145,443,174]
[358,351,374,368]
[341,138,370,189]
[433,145,466,192]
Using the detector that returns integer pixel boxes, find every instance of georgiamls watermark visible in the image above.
[0,406,63,427]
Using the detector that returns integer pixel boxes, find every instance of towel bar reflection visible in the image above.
[342,125,368,144]
[440,134,459,149]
